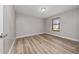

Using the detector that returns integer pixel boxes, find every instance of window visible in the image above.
[52,17,60,31]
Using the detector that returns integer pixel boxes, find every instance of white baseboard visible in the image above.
[8,39,16,54]
[16,32,44,39]
[46,33,79,42]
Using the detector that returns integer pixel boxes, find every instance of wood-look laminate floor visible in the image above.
[10,34,79,54]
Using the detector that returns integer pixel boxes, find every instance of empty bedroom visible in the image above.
[1,5,79,54]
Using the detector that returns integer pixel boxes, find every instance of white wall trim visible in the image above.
[16,32,44,39]
[46,33,79,42]
[8,39,16,54]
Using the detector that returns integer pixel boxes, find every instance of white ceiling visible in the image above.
[15,5,77,19]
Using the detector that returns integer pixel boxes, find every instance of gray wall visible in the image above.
[16,14,44,38]
[77,6,79,39]
[3,5,16,53]
[45,7,79,41]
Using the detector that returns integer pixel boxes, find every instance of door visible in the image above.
[0,5,3,54]
[3,5,9,53]
[3,5,16,53]
[0,5,15,54]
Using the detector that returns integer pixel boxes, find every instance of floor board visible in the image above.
[10,34,79,54]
